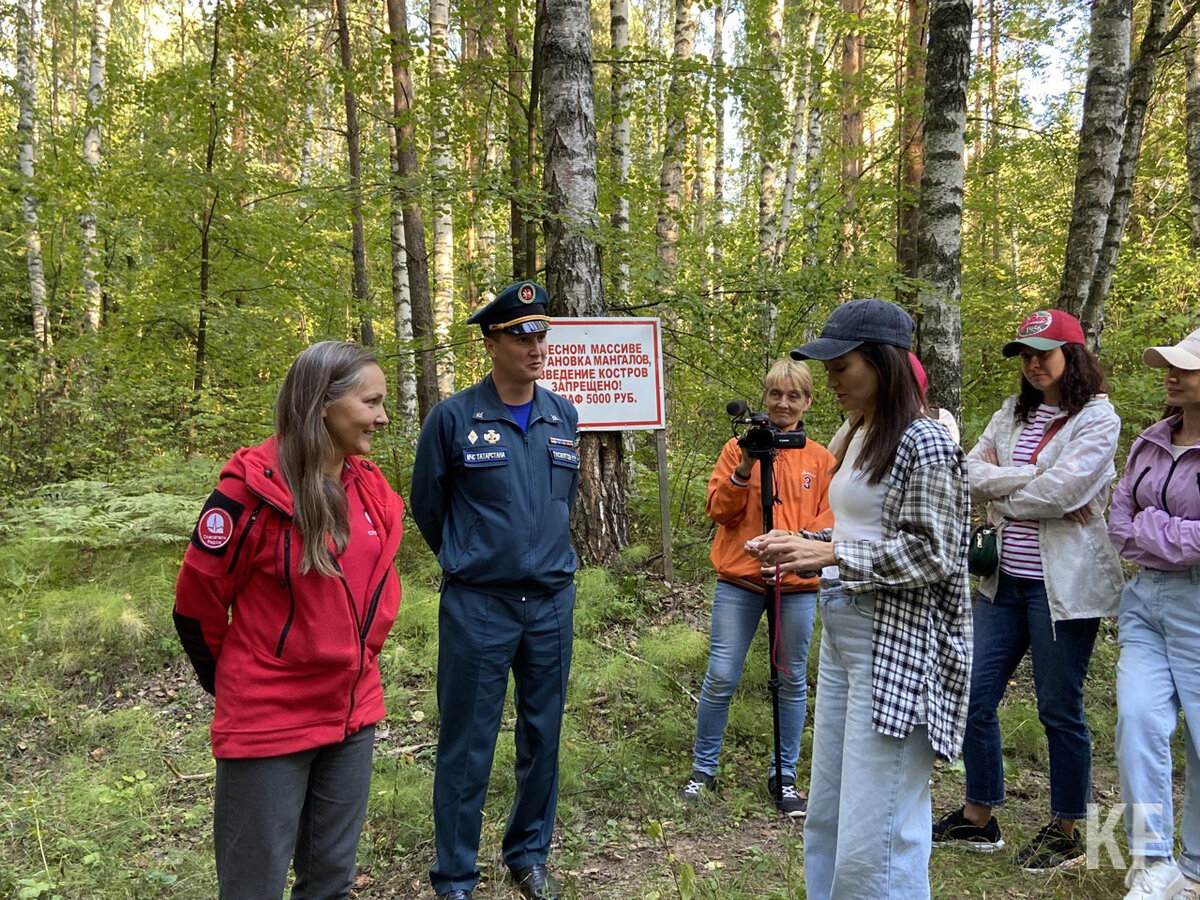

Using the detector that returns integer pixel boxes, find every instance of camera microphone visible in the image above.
[726,400,749,417]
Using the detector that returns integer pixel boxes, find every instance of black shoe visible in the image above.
[438,892,473,900]
[510,863,560,900]
[932,805,1005,852]
[1013,820,1085,872]
[678,770,717,803]
[767,774,808,818]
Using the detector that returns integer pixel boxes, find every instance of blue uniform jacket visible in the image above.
[410,375,580,598]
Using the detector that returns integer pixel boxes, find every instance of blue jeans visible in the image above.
[962,573,1099,819]
[804,582,935,900]
[1117,567,1200,878]
[691,579,816,780]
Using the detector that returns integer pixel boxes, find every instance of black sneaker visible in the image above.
[932,806,1005,852]
[767,774,808,817]
[1013,820,1085,872]
[678,770,717,803]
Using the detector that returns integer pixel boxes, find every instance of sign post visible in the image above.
[539,318,672,579]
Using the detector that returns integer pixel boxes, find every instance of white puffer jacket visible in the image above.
[967,394,1124,621]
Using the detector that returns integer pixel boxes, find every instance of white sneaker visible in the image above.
[1176,875,1200,900]
[1124,860,1186,900]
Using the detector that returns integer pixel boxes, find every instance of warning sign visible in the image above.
[540,318,665,430]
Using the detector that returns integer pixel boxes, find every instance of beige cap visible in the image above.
[1144,327,1200,370]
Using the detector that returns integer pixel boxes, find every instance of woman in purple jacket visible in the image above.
[1109,328,1200,900]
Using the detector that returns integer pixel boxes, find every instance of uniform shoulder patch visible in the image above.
[191,488,244,555]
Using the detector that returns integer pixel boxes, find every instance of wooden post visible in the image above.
[656,428,673,581]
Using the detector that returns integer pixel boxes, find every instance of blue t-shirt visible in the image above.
[505,400,533,432]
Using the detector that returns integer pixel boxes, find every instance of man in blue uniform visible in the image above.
[411,281,579,900]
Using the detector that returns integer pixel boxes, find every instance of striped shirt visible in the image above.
[999,404,1059,579]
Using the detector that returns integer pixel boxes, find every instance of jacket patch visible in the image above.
[549,447,580,468]
[192,489,244,555]
[463,447,508,466]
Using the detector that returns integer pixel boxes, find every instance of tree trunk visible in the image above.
[540,0,628,564]
[915,0,972,422]
[711,0,726,277]
[1056,0,1132,344]
[333,0,374,346]
[655,0,696,289]
[896,0,927,303]
[17,0,50,351]
[1085,0,1200,328]
[755,0,785,346]
[79,0,111,333]
[430,0,455,394]
[838,0,865,270]
[194,2,222,398]
[506,15,530,280]
[1188,19,1200,253]
[386,0,439,421]
[299,0,318,187]
[803,22,826,268]
[610,0,631,299]
[776,7,820,265]
[388,126,417,423]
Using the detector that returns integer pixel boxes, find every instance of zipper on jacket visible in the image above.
[226,500,266,575]
[1131,466,1151,509]
[1160,456,1187,516]
[274,530,297,658]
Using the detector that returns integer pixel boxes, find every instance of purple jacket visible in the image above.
[1108,414,1200,570]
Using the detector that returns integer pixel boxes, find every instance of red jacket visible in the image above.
[174,437,404,759]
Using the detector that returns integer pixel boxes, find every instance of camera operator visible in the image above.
[678,358,836,816]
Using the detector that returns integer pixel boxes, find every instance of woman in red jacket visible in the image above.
[174,341,403,900]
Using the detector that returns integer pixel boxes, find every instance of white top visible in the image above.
[823,427,886,581]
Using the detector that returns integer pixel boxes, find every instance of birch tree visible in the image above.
[838,0,865,269]
[18,0,50,351]
[896,0,927,298]
[1085,0,1200,326]
[776,8,822,265]
[1056,0,1131,343]
[914,0,971,421]
[610,0,632,300]
[80,0,111,333]
[655,0,696,292]
[387,0,440,421]
[430,0,455,394]
[541,0,628,563]
[803,22,826,267]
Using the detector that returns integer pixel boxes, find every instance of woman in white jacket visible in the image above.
[933,309,1124,872]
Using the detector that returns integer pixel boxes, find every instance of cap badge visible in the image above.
[484,429,501,444]
[467,430,478,445]
[518,283,536,304]
[549,414,560,422]
[1018,311,1052,337]
[473,411,484,419]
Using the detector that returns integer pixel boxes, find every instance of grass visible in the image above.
[0,478,1165,898]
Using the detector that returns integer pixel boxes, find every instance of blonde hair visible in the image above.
[274,341,380,576]
[763,358,814,399]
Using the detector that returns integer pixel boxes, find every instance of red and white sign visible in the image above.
[198,509,234,549]
[540,318,665,430]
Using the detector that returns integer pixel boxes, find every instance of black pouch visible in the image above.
[967,523,998,577]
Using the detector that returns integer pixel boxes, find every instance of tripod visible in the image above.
[753,444,787,811]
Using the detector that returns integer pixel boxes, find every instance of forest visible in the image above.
[1,0,1198,895]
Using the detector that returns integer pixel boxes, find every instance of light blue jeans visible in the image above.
[1117,566,1200,879]
[804,581,935,900]
[691,579,816,780]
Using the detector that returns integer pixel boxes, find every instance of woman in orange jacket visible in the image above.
[679,358,836,816]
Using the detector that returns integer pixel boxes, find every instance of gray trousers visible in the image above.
[214,725,374,900]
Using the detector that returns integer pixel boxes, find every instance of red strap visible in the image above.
[770,566,791,676]
[1030,417,1066,464]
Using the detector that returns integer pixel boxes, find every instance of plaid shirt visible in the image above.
[829,417,973,761]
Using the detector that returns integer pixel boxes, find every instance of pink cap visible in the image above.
[908,352,928,395]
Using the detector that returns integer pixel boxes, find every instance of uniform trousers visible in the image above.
[430,581,575,896]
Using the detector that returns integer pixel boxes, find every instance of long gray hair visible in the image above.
[274,340,380,576]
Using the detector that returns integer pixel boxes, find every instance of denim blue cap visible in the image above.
[790,298,914,361]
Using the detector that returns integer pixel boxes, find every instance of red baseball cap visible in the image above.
[1001,310,1086,357]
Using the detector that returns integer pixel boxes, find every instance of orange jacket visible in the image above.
[706,436,836,592]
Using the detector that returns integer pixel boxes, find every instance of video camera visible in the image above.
[726,400,807,458]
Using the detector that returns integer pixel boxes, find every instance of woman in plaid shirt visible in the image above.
[750,298,972,900]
